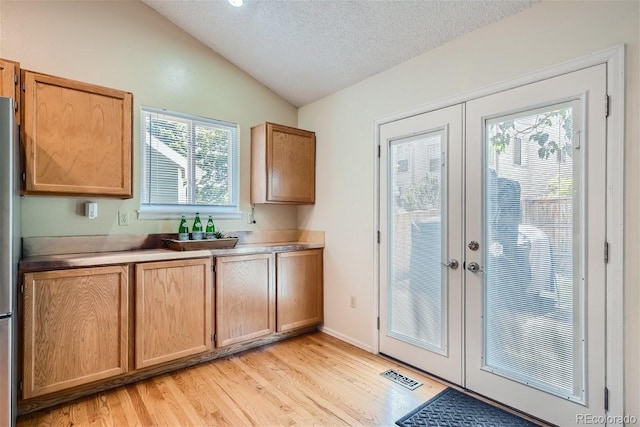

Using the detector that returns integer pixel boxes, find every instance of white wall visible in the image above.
[298,0,640,417]
[0,0,299,237]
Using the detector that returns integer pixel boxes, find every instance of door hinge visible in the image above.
[377,316,380,330]
[212,263,216,273]
[20,284,24,294]
[378,145,381,158]
[377,230,380,244]
[604,386,609,411]
[604,241,609,263]
[21,172,26,182]
[605,95,610,118]
[14,74,18,84]
[21,81,25,92]
[211,334,215,343]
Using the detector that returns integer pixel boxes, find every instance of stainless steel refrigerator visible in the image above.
[0,96,20,427]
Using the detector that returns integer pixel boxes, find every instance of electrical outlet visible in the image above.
[118,210,129,226]
[350,296,356,309]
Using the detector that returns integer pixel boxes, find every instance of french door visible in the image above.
[379,64,607,426]
[465,64,606,426]
[379,104,463,384]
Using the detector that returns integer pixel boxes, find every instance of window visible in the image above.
[139,106,240,219]
[427,143,440,173]
[397,159,409,173]
[513,137,522,165]
[512,137,528,167]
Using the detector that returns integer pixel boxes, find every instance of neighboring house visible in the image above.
[142,134,204,205]
[490,114,573,202]
[393,136,441,212]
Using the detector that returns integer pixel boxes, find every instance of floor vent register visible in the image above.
[380,369,423,390]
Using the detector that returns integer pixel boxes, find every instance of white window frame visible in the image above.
[138,106,241,220]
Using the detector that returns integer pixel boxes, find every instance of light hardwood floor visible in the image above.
[17,332,448,426]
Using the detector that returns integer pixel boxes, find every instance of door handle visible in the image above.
[467,262,481,272]
[441,259,459,270]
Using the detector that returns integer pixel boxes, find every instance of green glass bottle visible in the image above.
[192,213,204,240]
[205,215,216,239]
[178,214,189,241]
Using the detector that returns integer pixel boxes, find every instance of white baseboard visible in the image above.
[318,326,373,353]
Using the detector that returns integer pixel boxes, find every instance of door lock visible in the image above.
[468,241,480,251]
[441,259,459,270]
[467,262,481,272]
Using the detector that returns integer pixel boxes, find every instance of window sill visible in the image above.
[137,205,242,221]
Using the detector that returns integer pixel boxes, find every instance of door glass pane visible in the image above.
[484,103,584,401]
[387,131,447,354]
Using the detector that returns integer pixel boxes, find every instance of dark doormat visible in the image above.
[395,388,539,427]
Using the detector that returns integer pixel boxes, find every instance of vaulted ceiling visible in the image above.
[142,0,538,107]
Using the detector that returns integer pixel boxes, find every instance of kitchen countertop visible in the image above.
[19,232,325,272]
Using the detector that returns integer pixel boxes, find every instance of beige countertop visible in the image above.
[20,231,325,272]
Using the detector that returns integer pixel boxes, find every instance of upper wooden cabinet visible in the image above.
[135,258,212,369]
[251,122,316,204]
[22,266,129,399]
[21,70,133,198]
[0,58,20,123]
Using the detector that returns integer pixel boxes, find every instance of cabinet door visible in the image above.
[22,266,129,399]
[216,254,275,347]
[135,258,212,369]
[251,122,315,204]
[21,70,133,198]
[276,249,323,332]
[0,58,19,123]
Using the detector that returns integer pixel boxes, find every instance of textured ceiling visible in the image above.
[142,0,538,107]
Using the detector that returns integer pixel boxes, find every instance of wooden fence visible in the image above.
[390,198,573,276]
[522,198,572,274]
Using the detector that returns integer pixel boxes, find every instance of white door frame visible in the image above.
[373,45,624,422]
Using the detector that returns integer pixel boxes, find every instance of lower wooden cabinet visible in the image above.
[215,253,275,347]
[135,258,212,369]
[276,249,323,332]
[19,248,322,406]
[22,266,129,399]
